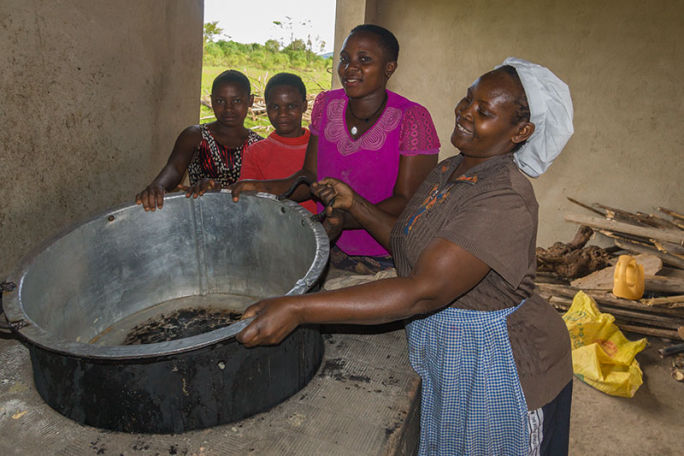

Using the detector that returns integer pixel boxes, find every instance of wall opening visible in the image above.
[201,0,337,135]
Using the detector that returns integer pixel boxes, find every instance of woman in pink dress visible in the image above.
[222,25,440,272]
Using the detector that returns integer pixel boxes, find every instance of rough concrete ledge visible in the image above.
[0,325,420,456]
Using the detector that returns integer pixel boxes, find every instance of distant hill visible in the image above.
[319,52,333,59]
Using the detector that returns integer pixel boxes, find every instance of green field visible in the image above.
[200,39,334,135]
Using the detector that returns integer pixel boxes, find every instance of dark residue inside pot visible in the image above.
[123,308,242,345]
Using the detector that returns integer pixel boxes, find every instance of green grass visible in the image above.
[200,64,333,134]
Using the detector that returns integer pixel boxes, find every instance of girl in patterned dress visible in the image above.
[136,70,262,211]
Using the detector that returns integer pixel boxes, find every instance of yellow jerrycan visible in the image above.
[613,255,645,300]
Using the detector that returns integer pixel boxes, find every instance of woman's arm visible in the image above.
[229,135,319,202]
[313,178,397,251]
[333,153,437,231]
[378,153,438,215]
[135,126,200,211]
[237,237,490,347]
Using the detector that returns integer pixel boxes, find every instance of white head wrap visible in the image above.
[496,57,574,178]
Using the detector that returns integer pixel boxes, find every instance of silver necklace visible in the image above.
[349,93,388,136]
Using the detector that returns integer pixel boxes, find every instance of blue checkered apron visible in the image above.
[406,303,528,455]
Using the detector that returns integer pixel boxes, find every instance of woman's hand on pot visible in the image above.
[184,178,218,199]
[312,178,355,216]
[323,209,345,241]
[236,298,302,347]
[136,183,166,211]
[229,180,262,202]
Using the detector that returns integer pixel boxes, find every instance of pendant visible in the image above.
[351,126,358,136]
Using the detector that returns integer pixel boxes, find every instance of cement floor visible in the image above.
[568,333,684,456]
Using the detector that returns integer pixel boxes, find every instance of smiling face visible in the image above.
[451,70,534,159]
[337,31,397,99]
[266,85,307,138]
[211,81,253,128]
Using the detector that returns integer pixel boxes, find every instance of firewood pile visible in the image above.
[536,198,684,344]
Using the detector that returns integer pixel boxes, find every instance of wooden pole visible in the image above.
[613,239,684,269]
[566,197,605,216]
[547,296,683,340]
[564,213,684,245]
[619,324,683,340]
[643,276,684,294]
[657,207,684,221]
[535,283,684,318]
[642,295,684,307]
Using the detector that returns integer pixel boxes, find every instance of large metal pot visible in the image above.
[1,191,329,433]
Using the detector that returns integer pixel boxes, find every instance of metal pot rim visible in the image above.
[2,191,329,360]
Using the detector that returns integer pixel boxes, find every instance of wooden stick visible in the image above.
[565,213,684,245]
[615,310,683,329]
[547,296,683,340]
[566,197,605,216]
[566,198,682,230]
[535,282,684,318]
[614,239,684,269]
[599,229,655,247]
[644,276,684,294]
[594,203,654,228]
[618,324,683,340]
[549,296,683,328]
[657,207,684,221]
[596,305,682,328]
[658,343,684,357]
[661,266,684,279]
[654,240,684,256]
[636,212,683,231]
[534,271,569,285]
[642,295,684,307]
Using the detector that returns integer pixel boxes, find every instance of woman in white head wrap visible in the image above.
[500,57,574,177]
[236,59,575,456]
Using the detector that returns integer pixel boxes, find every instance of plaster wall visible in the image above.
[0,1,203,279]
[334,0,683,246]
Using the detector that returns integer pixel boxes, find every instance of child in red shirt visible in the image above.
[239,73,317,213]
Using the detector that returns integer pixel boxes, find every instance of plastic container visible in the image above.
[613,255,645,300]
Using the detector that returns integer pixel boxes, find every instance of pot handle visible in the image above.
[0,281,17,333]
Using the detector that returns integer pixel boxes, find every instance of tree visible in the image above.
[204,21,224,46]
[265,39,280,53]
[285,39,307,52]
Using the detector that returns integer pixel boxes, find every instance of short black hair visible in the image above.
[349,24,399,62]
[497,65,531,124]
[212,69,251,95]
[264,73,306,103]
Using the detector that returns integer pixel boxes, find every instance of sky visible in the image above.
[204,0,337,54]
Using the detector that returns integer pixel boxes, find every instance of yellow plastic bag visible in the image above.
[562,291,647,397]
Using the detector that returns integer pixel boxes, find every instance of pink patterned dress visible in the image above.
[310,89,440,257]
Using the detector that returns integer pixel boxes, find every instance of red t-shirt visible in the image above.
[240,129,317,213]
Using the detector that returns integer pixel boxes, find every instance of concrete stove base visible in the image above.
[0,324,420,456]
